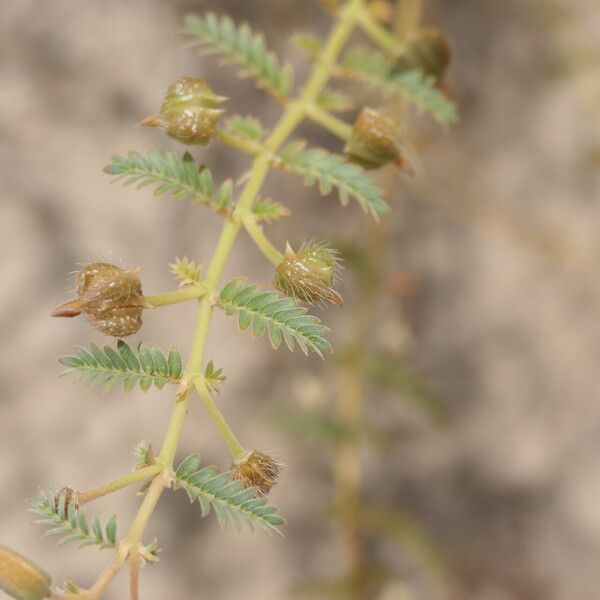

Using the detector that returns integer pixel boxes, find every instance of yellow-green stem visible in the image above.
[305,103,353,141]
[146,284,207,308]
[77,465,163,505]
[193,377,247,461]
[124,473,170,548]
[215,128,264,157]
[357,5,403,54]
[242,216,284,265]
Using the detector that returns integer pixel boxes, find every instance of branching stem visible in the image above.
[215,128,264,157]
[305,103,353,141]
[145,284,207,308]
[356,5,403,55]
[242,215,284,265]
[193,377,248,461]
[77,465,163,505]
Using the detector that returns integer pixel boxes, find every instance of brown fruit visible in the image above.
[52,263,149,337]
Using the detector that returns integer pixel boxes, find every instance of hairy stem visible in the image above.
[145,284,207,308]
[129,549,140,600]
[215,128,264,157]
[193,377,247,461]
[357,5,403,54]
[242,215,284,265]
[77,465,163,505]
[305,103,353,141]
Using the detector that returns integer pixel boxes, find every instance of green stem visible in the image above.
[305,102,353,141]
[242,216,284,265]
[193,377,247,461]
[215,128,264,157]
[357,5,403,55]
[77,465,163,505]
[123,473,170,547]
[145,284,207,308]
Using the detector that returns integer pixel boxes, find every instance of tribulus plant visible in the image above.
[19,1,456,598]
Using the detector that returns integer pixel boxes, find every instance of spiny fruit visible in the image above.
[52,262,150,337]
[344,107,412,172]
[229,451,281,496]
[141,76,227,145]
[394,27,452,85]
[274,242,343,307]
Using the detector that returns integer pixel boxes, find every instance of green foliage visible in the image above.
[218,279,331,357]
[291,32,322,57]
[204,360,226,394]
[170,256,202,288]
[133,440,156,468]
[173,455,285,534]
[341,48,458,124]
[103,150,233,213]
[276,142,389,217]
[59,341,183,393]
[28,490,117,549]
[251,198,290,223]
[223,115,265,143]
[317,89,355,113]
[184,14,294,102]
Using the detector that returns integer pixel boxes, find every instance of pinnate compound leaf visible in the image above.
[28,490,118,549]
[173,457,285,534]
[103,150,232,212]
[59,341,183,393]
[218,279,331,358]
[275,142,389,218]
[183,14,294,101]
[341,47,458,124]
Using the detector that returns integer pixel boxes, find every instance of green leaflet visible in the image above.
[184,14,294,102]
[276,142,389,217]
[341,47,458,124]
[218,279,331,358]
[28,490,117,549]
[317,89,355,113]
[59,341,183,393]
[170,256,202,287]
[174,456,285,534]
[223,115,265,143]
[103,150,233,212]
[251,198,290,223]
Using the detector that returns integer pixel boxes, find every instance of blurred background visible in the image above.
[1,1,600,599]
